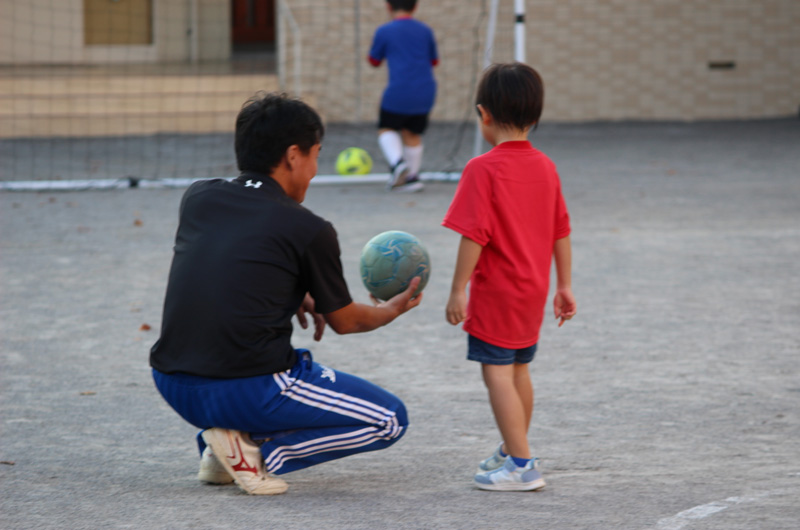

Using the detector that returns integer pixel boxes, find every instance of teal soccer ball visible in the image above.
[359,231,431,301]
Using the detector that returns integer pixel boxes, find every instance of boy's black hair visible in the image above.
[235,92,324,175]
[387,0,417,12]
[475,62,544,131]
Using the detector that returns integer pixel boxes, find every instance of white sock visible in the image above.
[378,130,404,168]
[403,144,424,177]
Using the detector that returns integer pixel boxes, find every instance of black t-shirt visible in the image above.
[149,172,353,378]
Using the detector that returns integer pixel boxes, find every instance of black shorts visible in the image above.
[378,109,430,135]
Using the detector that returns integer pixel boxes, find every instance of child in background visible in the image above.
[443,63,577,491]
[368,0,438,192]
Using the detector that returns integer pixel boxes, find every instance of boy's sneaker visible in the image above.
[387,160,410,189]
[474,457,546,491]
[477,442,508,473]
[197,446,235,484]
[390,175,424,193]
[201,428,288,495]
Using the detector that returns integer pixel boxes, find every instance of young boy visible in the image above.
[443,63,577,491]
[150,93,423,495]
[368,0,438,192]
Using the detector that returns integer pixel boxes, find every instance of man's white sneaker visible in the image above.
[198,446,235,484]
[201,428,288,495]
[474,457,546,491]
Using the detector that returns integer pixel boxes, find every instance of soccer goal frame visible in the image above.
[473,0,526,157]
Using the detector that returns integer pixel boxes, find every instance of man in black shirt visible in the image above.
[150,93,422,495]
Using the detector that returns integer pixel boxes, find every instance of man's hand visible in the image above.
[553,287,577,327]
[296,293,326,341]
[325,277,423,335]
[371,276,423,315]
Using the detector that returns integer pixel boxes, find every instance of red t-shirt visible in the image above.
[442,141,571,348]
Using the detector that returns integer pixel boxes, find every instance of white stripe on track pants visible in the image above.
[153,349,408,474]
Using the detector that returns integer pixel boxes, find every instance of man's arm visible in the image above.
[553,235,576,327]
[324,277,422,334]
[445,236,483,325]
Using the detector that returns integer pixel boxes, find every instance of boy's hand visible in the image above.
[296,293,327,341]
[445,289,468,325]
[445,236,481,326]
[553,287,577,327]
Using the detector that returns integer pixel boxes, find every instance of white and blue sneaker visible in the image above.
[474,456,546,491]
[477,442,508,473]
[478,443,541,473]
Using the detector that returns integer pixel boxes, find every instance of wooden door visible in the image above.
[232,0,275,44]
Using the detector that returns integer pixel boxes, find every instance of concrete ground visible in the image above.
[1,119,799,529]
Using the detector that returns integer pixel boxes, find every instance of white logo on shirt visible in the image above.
[245,179,262,188]
[321,366,336,383]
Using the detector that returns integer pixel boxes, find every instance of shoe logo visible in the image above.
[321,366,336,383]
[225,433,259,475]
[245,179,262,188]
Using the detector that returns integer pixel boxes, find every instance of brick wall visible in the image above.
[281,0,800,122]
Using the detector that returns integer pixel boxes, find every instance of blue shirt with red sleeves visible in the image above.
[368,17,438,115]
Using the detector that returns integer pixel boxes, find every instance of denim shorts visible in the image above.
[467,334,537,365]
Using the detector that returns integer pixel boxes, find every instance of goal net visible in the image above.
[0,0,519,190]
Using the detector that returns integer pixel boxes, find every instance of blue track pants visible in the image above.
[152,350,408,475]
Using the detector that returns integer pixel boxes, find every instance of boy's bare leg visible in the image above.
[481,363,531,459]
[513,362,534,433]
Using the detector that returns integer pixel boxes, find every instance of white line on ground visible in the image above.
[0,172,463,192]
[654,490,789,530]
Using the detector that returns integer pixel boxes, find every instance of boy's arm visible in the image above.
[553,235,576,327]
[446,236,483,325]
[324,277,422,334]
[367,28,384,67]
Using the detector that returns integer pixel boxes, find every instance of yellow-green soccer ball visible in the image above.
[360,230,431,301]
[336,147,373,176]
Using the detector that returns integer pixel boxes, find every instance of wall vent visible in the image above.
[708,61,736,70]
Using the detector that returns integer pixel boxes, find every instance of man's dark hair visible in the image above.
[475,63,544,131]
[387,0,417,12]
[235,92,324,174]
